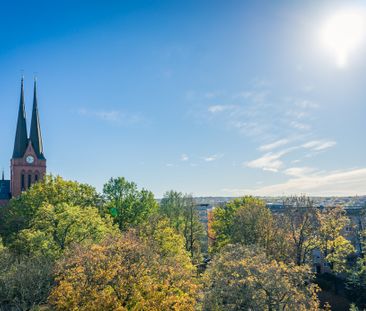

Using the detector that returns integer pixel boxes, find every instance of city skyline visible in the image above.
[1,0,366,197]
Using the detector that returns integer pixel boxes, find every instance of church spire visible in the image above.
[29,77,45,159]
[12,77,28,158]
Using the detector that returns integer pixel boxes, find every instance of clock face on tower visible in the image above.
[26,155,34,164]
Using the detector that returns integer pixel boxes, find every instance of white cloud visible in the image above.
[284,167,317,177]
[302,140,337,151]
[245,149,292,172]
[286,110,309,119]
[247,139,336,174]
[295,100,319,109]
[208,105,234,113]
[203,154,223,162]
[222,168,366,196]
[259,139,290,152]
[290,121,311,131]
[181,154,189,161]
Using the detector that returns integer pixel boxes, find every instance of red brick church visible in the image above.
[0,78,46,206]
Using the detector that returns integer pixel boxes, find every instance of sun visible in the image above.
[320,8,366,68]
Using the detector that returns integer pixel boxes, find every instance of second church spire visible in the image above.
[29,78,45,159]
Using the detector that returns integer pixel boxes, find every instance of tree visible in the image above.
[49,230,199,311]
[11,203,117,259]
[281,195,319,265]
[211,196,290,260]
[230,197,272,246]
[346,257,366,308]
[160,190,186,231]
[182,195,204,263]
[160,191,204,263]
[0,175,102,243]
[317,206,355,273]
[0,247,53,310]
[349,304,360,311]
[203,244,320,311]
[0,237,4,252]
[103,177,158,231]
[212,196,267,250]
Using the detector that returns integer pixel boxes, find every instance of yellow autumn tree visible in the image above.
[203,244,321,311]
[49,227,199,311]
[317,206,355,273]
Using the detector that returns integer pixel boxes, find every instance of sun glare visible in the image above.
[320,8,366,68]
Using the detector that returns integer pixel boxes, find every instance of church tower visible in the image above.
[10,78,46,197]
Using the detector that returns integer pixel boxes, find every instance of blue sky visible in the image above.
[1,0,366,197]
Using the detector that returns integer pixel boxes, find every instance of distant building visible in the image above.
[0,78,46,206]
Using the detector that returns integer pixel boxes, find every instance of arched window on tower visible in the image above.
[28,172,32,189]
[21,171,25,191]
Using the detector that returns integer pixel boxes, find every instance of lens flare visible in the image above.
[320,8,366,67]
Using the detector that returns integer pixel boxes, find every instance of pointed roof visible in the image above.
[12,77,28,158]
[29,78,45,159]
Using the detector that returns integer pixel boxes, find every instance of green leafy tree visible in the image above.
[11,203,117,259]
[103,177,158,231]
[211,196,290,260]
[160,191,204,263]
[203,244,320,311]
[346,257,366,308]
[212,196,266,249]
[160,190,186,231]
[0,175,102,243]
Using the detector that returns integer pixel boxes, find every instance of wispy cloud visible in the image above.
[232,91,268,103]
[259,139,290,152]
[283,166,317,177]
[200,89,318,143]
[295,100,319,109]
[181,154,189,161]
[245,149,293,172]
[208,105,235,113]
[78,108,145,126]
[222,168,366,196]
[290,121,311,131]
[247,139,336,173]
[189,83,335,177]
[203,154,223,162]
[302,140,337,151]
